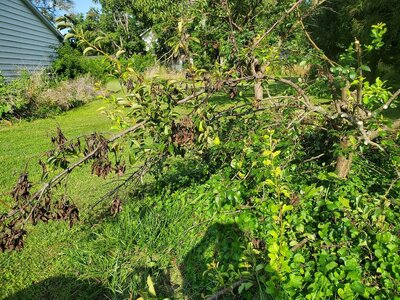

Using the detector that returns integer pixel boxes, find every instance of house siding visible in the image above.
[0,0,61,80]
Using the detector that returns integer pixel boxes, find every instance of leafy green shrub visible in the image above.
[122,53,156,73]
[56,109,399,299]
[0,71,48,118]
[51,43,110,81]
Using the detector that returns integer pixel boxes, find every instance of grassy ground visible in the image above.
[0,99,117,207]
[0,99,124,298]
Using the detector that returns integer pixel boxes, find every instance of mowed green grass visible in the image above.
[0,99,125,298]
[0,99,117,207]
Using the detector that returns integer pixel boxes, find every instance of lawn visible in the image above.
[0,99,119,206]
[0,98,124,298]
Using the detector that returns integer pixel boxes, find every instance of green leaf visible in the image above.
[63,33,75,40]
[351,282,365,295]
[238,282,253,294]
[325,261,338,271]
[255,264,264,272]
[94,36,104,44]
[198,121,204,132]
[268,242,279,254]
[288,274,303,288]
[338,196,350,208]
[338,284,355,299]
[360,65,371,72]
[264,179,275,187]
[116,49,126,58]
[344,258,358,270]
[147,275,157,296]
[282,204,293,213]
[83,47,95,56]
[293,253,305,263]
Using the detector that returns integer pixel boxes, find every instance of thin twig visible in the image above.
[374,89,400,116]
[303,153,325,163]
[206,279,248,300]
[290,234,316,251]
[253,0,304,49]
[299,18,336,67]
[90,157,162,209]
[383,176,400,198]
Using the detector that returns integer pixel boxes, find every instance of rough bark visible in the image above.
[335,138,353,179]
[254,79,263,108]
[251,59,266,109]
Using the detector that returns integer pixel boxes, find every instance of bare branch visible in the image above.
[206,279,248,300]
[253,0,304,49]
[272,77,330,116]
[299,18,336,67]
[177,89,207,104]
[303,153,325,163]
[367,119,400,141]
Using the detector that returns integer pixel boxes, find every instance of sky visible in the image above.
[73,0,101,14]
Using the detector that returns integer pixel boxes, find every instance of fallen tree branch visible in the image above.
[35,121,146,198]
[367,119,400,142]
[90,156,162,210]
[272,77,330,117]
[177,89,207,104]
[3,121,147,221]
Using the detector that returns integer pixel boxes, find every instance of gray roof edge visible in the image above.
[20,0,64,41]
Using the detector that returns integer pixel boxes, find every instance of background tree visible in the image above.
[63,8,146,56]
[31,0,74,21]
[306,0,400,85]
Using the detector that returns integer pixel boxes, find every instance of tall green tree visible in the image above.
[31,0,74,21]
[306,0,400,83]
[91,0,188,56]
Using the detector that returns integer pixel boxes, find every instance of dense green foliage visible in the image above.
[51,43,111,81]
[67,6,147,56]
[306,0,400,85]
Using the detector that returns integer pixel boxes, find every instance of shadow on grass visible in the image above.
[181,223,245,298]
[5,276,111,300]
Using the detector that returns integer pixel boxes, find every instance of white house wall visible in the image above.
[0,0,60,80]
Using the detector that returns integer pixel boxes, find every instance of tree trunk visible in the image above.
[254,79,263,108]
[251,59,266,109]
[335,138,353,179]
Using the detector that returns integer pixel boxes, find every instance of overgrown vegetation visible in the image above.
[1,0,399,299]
[51,43,111,81]
[0,72,106,120]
